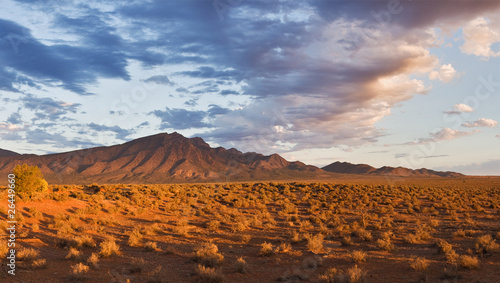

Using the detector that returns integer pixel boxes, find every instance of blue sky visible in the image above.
[0,0,499,175]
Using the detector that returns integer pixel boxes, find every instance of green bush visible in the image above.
[13,164,48,197]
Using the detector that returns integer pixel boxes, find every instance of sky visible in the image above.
[0,0,499,175]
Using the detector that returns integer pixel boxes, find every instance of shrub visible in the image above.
[435,239,453,254]
[410,257,430,271]
[195,264,224,283]
[65,247,82,261]
[144,241,161,252]
[195,242,224,267]
[71,263,89,279]
[99,237,120,257]
[347,265,368,283]
[259,242,275,256]
[13,164,49,198]
[17,247,40,261]
[235,257,247,274]
[32,258,47,269]
[376,237,395,252]
[350,250,367,263]
[75,235,96,248]
[341,236,353,246]
[87,253,99,269]
[475,234,499,254]
[459,255,479,269]
[307,234,324,253]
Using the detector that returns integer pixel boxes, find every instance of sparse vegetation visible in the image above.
[1,179,499,282]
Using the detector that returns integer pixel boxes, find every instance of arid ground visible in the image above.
[1,178,500,282]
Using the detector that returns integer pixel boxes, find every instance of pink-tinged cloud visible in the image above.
[461,17,500,58]
[431,128,479,141]
[429,64,460,83]
[444,103,474,115]
[402,127,479,146]
[462,118,498,128]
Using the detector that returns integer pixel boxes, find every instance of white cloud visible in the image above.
[0,122,23,131]
[460,17,500,58]
[429,64,460,83]
[454,103,474,112]
[462,118,498,128]
[431,128,478,141]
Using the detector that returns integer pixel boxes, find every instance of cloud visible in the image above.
[0,122,23,131]
[403,127,479,146]
[429,64,460,83]
[21,94,81,121]
[0,18,130,95]
[150,108,212,130]
[6,112,22,124]
[143,75,174,86]
[462,118,498,128]
[431,128,478,141]
[86,123,134,140]
[460,17,500,58]
[444,103,474,115]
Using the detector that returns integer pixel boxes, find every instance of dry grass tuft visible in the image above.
[410,257,430,271]
[195,264,224,283]
[194,242,224,267]
[259,242,275,257]
[99,237,120,257]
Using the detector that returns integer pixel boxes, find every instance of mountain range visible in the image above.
[0,132,463,184]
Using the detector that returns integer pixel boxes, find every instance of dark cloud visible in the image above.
[7,111,22,124]
[86,123,133,140]
[220,90,239,96]
[0,18,131,95]
[143,75,174,86]
[207,104,230,118]
[177,66,241,81]
[150,108,212,130]
[21,94,81,121]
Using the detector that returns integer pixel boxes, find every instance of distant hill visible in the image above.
[0,132,322,184]
[0,149,20,157]
[322,161,463,178]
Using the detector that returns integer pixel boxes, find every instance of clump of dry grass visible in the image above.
[475,234,499,254]
[195,264,224,283]
[235,257,247,274]
[32,258,47,269]
[459,255,479,269]
[17,247,40,261]
[306,234,324,253]
[87,253,100,269]
[376,237,394,252]
[99,237,120,257]
[144,241,161,252]
[194,242,224,267]
[410,257,430,271]
[435,239,453,254]
[346,265,368,283]
[259,242,275,257]
[341,236,353,246]
[350,250,367,263]
[71,263,89,279]
[65,247,82,261]
[127,229,143,247]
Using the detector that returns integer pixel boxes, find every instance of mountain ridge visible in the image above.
[0,132,322,184]
[322,161,463,178]
[0,133,464,184]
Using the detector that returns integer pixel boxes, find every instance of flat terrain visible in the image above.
[1,178,500,282]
